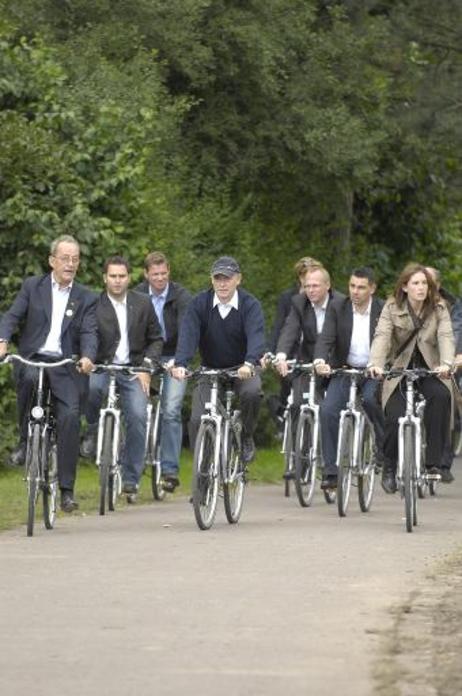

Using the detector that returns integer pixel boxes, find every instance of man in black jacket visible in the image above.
[314,267,384,489]
[135,251,191,491]
[172,256,266,463]
[0,235,97,512]
[267,256,323,434]
[81,256,163,498]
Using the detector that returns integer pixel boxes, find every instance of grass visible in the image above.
[0,446,284,533]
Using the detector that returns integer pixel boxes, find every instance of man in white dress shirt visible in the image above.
[314,268,385,489]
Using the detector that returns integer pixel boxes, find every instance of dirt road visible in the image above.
[1,473,461,696]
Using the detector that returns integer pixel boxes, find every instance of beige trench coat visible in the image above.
[369,299,455,409]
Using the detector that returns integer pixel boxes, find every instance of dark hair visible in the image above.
[103,255,131,273]
[144,251,169,271]
[350,267,376,285]
[393,263,439,310]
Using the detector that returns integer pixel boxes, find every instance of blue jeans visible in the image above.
[320,374,384,476]
[85,372,148,487]
[160,367,187,476]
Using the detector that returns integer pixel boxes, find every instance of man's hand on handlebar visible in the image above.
[314,359,331,376]
[77,357,94,374]
[171,366,187,380]
[237,364,253,380]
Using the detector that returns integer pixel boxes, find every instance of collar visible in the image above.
[213,290,239,310]
[352,297,372,316]
[51,274,73,292]
[311,295,329,311]
[149,283,169,301]
[108,293,127,307]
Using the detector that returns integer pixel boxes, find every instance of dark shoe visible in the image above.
[60,492,79,513]
[8,444,26,467]
[320,475,338,490]
[426,466,442,477]
[122,482,137,495]
[242,436,256,464]
[126,493,137,504]
[441,468,454,483]
[374,447,384,474]
[381,471,397,494]
[80,432,96,459]
[163,475,180,493]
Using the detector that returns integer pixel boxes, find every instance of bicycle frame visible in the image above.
[336,371,371,474]
[201,373,236,483]
[299,369,321,464]
[145,373,164,467]
[396,375,425,484]
[95,372,123,472]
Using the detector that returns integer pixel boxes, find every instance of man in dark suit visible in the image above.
[266,258,324,431]
[0,235,97,512]
[135,251,191,491]
[81,255,163,499]
[274,265,345,471]
[172,256,266,463]
[314,267,384,489]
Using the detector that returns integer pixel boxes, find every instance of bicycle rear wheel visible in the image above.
[26,424,41,537]
[42,430,58,530]
[283,411,294,497]
[192,422,219,530]
[223,421,246,524]
[357,422,376,513]
[403,425,417,532]
[99,415,114,516]
[337,418,353,517]
[294,412,316,508]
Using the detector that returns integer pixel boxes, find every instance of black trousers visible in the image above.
[15,361,84,492]
[188,374,262,450]
[383,376,451,471]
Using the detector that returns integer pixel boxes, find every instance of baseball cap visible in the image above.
[211,256,241,277]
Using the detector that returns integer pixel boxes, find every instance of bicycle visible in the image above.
[385,368,441,532]
[144,367,167,501]
[92,363,153,514]
[271,356,335,506]
[2,354,75,536]
[334,368,377,517]
[190,367,246,530]
[293,362,337,507]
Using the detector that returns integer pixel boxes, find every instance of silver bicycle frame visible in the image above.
[96,373,122,469]
[335,371,370,473]
[397,377,424,482]
[300,370,321,463]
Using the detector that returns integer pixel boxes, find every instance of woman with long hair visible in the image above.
[368,262,454,493]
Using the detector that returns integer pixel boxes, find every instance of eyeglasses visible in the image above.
[53,255,80,265]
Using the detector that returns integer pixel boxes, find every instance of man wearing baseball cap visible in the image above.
[172,256,265,462]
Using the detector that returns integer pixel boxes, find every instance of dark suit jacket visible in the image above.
[0,274,98,360]
[277,289,345,362]
[268,286,299,354]
[135,280,192,357]
[314,295,384,367]
[95,290,163,365]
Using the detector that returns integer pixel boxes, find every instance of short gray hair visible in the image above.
[50,235,80,256]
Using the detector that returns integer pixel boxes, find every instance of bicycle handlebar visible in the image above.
[92,362,164,375]
[1,354,76,369]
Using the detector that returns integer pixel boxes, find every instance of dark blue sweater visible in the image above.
[174,288,265,368]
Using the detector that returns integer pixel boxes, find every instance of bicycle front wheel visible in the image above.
[26,424,41,537]
[42,431,58,530]
[403,425,417,532]
[294,412,316,508]
[337,418,353,517]
[357,422,376,513]
[223,423,246,524]
[192,422,219,530]
[150,409,166,501]
[283,411,294,497]
[99,415,114,516]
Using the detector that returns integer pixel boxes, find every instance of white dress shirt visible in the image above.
[109,294,130,364]
[311,295,329,334]
[39,276,73,356]
[213,291,239,319]
[347,299,372,368]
